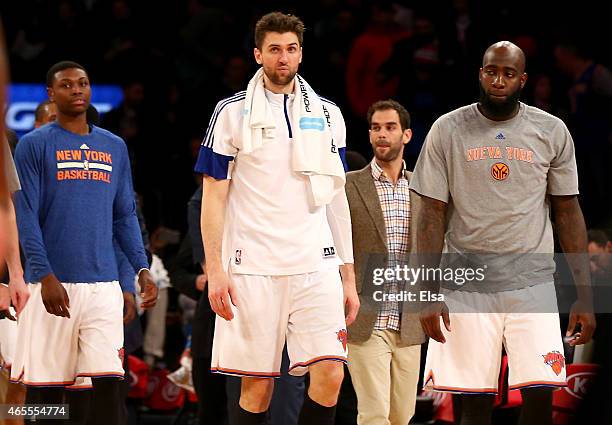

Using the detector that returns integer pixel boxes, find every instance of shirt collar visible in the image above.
[370,159,407,182]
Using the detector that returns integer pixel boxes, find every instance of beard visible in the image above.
[373,139,403,163]
[263,66,297,87]
[479,83,522,118]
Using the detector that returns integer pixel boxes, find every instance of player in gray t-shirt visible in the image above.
[410,42,596,425]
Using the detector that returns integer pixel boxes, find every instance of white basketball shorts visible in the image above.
[211,266,348,377]
[423,282,566,394]
[10,281,124,386]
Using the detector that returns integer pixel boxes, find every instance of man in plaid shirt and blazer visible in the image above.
[345,100,425,425]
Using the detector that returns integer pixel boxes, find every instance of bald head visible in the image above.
[483,41,526,73]
[478,41,527,120]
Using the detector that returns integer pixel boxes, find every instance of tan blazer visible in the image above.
[345,164,425,346]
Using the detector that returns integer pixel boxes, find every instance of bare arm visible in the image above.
[201,176,229,275]
[5,197,24,281]
[5,196,29,314]
[551,195,596,345]
[412,191,447,260]
[411,191,450,343]
[201,175,236,320]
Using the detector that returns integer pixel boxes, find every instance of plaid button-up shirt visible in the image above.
[371,160,410,331]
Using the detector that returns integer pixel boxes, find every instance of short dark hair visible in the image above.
[46,60,87,87]
[34,99,54,122]
[255,12,304,49]
[588,229,610,247]
[367,99,411,131]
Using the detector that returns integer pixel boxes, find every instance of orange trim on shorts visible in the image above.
[15,379,76,387]
[65,384,94,391]
[77,372,124,378]
[509,380,567,390]
[425,384,499,394]
[211,367,281,378]
[9,369,123,387]
[288,355,348,371]
[423,370,498,394]
[8,368,24,385]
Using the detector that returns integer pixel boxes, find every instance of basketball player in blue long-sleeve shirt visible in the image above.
[10,61,158,424]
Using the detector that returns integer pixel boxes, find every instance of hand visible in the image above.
[207,269,238,321]
[566,299,596,346]
[41,273,70,318]
[195,273,207,291]
[9,276,30,316]
[0,285,16,321]
[138,270,158,310]
[123,292,137,324]
[420,301,451,343]
[340,266,360,326]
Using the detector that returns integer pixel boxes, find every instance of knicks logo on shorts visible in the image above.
[542,350,565,375]
[337,329,348,352]
[491,162,509,181]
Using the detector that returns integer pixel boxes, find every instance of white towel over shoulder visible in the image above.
[240,68,345,206]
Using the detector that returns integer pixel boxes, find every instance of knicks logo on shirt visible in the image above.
[542,350,565,375]
[56,148,113,184]
[491,162,509,181]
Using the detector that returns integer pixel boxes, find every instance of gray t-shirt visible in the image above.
[3,137,20,193]
[410,102,578,291]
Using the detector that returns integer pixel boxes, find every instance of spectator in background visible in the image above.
[587,229,612,280]
[524,73,568,121]
[554,40,612,226]
[34,100,57,128]
[171,185,228,425]
[9,14,49,82]
[102,79,160,219]
[142,251,171,367]
[102,79,145,155]
[101,0,138,65]
[310,5,358,108]
[345,1,410,122]
[176,0,236,102]
[579,229,612,424]
[380,13,445,167]
[437,0,489,107]
[46,0,92,65]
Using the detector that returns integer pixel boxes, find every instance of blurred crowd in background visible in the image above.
[1,0,611,390]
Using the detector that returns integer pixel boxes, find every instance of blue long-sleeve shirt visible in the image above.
[14,122,149,284]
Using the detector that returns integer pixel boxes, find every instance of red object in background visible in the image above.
[145,368,185,411]
[430,391,454,423]
[187,389,198,403]
[552,363,598,425]
[128,355,149,399]
[430,356,598,424]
